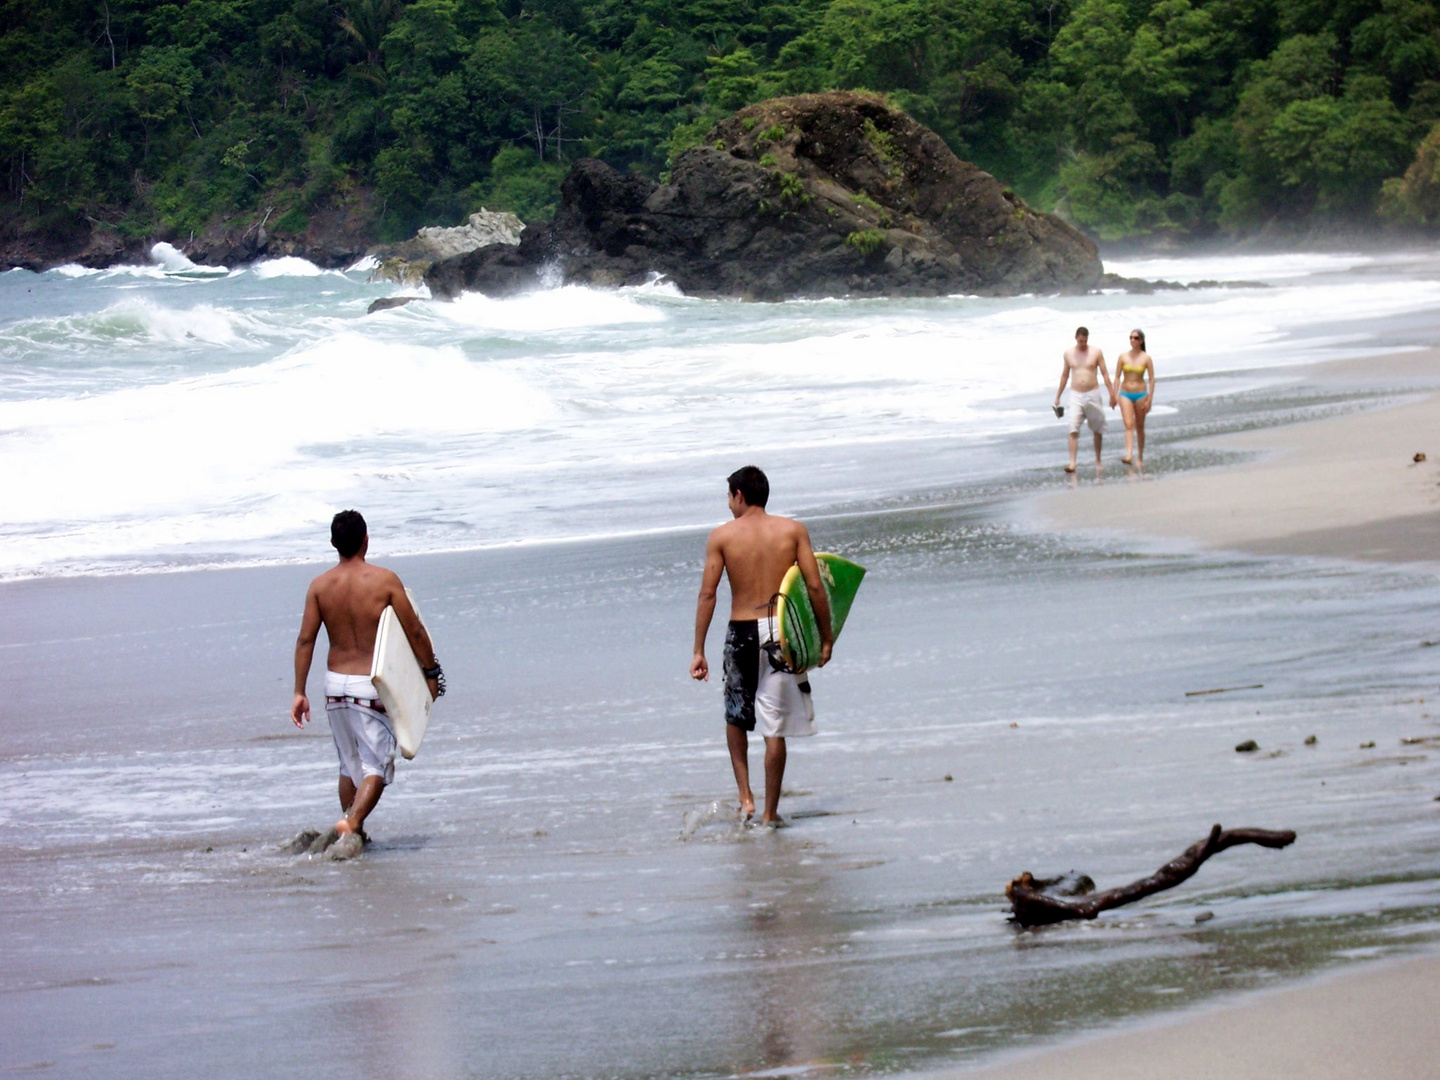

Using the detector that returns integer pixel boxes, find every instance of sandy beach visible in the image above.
[999,348,1440,1080]
[1039,350,1440,564]
[943,949,1440,1080]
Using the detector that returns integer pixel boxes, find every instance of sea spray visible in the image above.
[679,801,743,840]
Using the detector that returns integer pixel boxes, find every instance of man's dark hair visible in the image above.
[727,465,769,508]
[1075,326,1089,337]
[331,510,367,558]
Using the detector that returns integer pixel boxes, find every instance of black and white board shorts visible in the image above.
[723,619,816,738]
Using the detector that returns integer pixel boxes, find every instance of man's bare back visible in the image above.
[691,487,833,681]
[305,560,416,675]
[290,524,437,728]
[714,512,815,619]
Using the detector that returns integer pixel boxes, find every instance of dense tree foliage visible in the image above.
[3,0,1440,242]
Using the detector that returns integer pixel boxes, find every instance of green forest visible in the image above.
[6,0,1440,245]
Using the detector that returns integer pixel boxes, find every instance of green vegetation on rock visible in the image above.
[845,227,886,254]
[3,0,1440,249]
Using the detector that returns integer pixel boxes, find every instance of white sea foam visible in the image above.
[4,249,1440,576]
[252,256,332,278]
[439,284,668,332]
[0,332,555,572]
[151,242,197,271]
[346,255,380,273]
[0,298,268,356]
[51,264,101,278]
[149,242,228,275]
[1104,251,1379,284]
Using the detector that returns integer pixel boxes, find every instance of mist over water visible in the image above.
[4,247,1440,577]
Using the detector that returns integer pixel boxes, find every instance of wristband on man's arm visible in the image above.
[422,660,447,697]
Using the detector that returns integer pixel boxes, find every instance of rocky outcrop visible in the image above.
[427,92,1102,301]
[185,200,376,268]
[369,209,523,284]
[0,215,148,272]
[0,195,378,272]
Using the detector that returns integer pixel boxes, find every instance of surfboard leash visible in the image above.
[761,593,800,674]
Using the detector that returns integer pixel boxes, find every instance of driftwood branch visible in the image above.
[1006,824,1296,927]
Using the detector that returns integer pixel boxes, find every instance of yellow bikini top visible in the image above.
[1120,358,1147,374]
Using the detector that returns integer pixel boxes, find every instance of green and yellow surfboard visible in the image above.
[773,552,866,672]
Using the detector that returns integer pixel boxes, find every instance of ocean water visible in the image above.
[4,245,1440,578]
[2,247,1439,1078]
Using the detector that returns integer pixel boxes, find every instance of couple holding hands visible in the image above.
[1053,326,1155,472]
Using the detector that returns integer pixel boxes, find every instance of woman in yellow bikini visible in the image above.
[1113,329,1155,465]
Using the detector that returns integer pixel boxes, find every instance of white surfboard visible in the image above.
[369,588,432,760]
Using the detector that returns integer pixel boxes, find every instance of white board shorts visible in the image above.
[723,619,816,739]
[325,671,396,785]
[1068,387,1108,434]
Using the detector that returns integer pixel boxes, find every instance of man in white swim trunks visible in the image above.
[290,510,442,840]
[690,466,833,826]
[1053,325,1115,472]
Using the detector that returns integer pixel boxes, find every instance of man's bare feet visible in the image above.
[1121,457,1133,465]
[756,815,788,829]
[335,817,359,836]
[739,801,755,821]
[1064,464,1077,473]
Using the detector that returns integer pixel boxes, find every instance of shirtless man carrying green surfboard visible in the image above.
[691,467,833,825]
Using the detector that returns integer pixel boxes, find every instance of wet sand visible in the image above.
[1039,349,1440,563]
[4,354,1440,1077]
[997,348,1440,1080]
[943,950,1440,1080]
[5,501,1439,1078]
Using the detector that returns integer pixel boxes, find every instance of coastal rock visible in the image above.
[426,92,1102,301]
[1235,739,1259,752]
[370,209,524,285]
[0,194,381,273]
[0,216,147,271]
[367,296,420,314]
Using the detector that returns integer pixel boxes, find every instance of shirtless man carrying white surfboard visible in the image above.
[291,511,440,840]
[691,467,833,825]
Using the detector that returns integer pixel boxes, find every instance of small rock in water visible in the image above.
[307,827,341,855]
[943,774,953,782]
[324,832,364,861]
[281,829,321,855]
[1359,741,1376,749]
[367,296,417,314]
[1304,735,1318,746]
[1414,452,1427,463]
[1194,910,1215,924]
[1235,739,1259,753]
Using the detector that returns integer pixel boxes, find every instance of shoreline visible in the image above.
[934,948,1440,1080]
[1036,349,1440,565]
